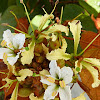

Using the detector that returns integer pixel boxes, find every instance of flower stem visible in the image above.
[77,33,100,56]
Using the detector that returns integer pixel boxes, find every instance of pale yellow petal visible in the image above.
[46,48,71,60]
[83,58,100,72]
[68,20,82,55]
[72,92,86,100]
[82,61,100,88]
[17,69,33,81]
[47,24,69,36]
[29,93,43,100]
[42,43,49,54]
[10,82,19,100]
[21,41,35,65]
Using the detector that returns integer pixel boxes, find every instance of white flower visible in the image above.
[0,29,25,66]
[40,60,73,100]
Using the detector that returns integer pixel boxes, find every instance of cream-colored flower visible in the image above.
[40,60,73,100]
[0,29,25,66]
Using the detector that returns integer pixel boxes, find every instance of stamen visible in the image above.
[52,91,57,96]
[3,53,8,61]
[8,43,13,48]
[1,40,7,47]
[59,80,66,88]
[47,77,55,83]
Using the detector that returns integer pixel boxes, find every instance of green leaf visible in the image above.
[8,0,16,6]
[0,0,8,13]
[62,4,85,21]
[79,0,98,17]
[0,5,25,43]
[79,15,97,33]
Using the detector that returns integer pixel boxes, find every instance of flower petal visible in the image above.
[10,82,19,100]
[68,20,82,55]
[61,67,73,84]
[43,84,58,100]
[38,14,54,31]
[59,86,72,100]
[21,41,35,65]
[17,69,33,81]
[40,75,53,86]
[83,58,100,72]
[12,33,25,49]
[0,48,11,59]
[46,49,71,61]
[72,92,86,100]
[3,29,13,47]
[47,24,69,36]
[81,61,100,88]
[49,60,61,79]
[7,54,19,66]
[29,93,43,100]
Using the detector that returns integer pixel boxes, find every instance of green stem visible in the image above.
[60,6,63,24]
[77,33,100,56]
[22,3,34,33]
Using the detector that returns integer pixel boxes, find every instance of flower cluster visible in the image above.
[0,1,100,100]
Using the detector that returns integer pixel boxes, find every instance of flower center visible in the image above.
[59,80,66,88]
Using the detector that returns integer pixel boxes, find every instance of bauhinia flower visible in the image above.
[40,60,73,100]
[0,29,25,66]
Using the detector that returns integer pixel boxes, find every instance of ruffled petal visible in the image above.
[59,86,72,100]
[12,33,25,49]
[46,24,69,36]
[17,69,33,81]
[68,20,82,55]
[46,49,71,61]
[44,84,58,100]
[49,60,61,79]
[21,41,35,65]
[81,61,100,88]
[61,67,73,84]
[83,58,100,72]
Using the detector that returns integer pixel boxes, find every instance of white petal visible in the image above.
[3,29,14,47]
[49,60,61,79]
[59,86,72,100]
[40,75,53,86]
[7,54,19,66]
[61,67,73,84]
[12,33,25,49]
[44,84,58,100]
[0,48,11,59]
